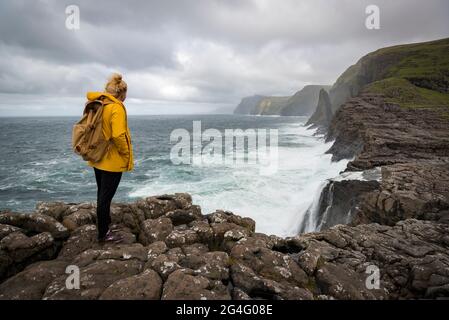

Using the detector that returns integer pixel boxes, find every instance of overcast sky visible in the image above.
[0,0,448,116]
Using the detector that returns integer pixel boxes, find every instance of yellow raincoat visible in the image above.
[86,92,134,172]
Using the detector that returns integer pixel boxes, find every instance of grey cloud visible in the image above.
[0,0,448,116]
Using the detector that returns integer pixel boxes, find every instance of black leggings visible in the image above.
[94,168,122,239]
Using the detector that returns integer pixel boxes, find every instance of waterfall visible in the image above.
[316,181,335,231]
[297,167,382,234]
[299,180,328,233]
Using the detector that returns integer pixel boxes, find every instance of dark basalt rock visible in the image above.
[305,93,449,233]
[0,194,448,300]
[326,94,449,166]
[299,179,381,233]
[0,212,69,239]
[306,89,333,133]
[353,162,449,226]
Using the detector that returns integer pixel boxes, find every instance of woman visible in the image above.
[86,73,134,242]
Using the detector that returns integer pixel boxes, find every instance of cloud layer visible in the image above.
[1,0,448,115]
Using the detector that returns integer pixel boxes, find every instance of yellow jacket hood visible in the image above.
[86,92,124,106]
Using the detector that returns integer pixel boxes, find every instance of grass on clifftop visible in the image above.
[362,38,449,110]
[366,77,449,108]
[333,38,449,103]
[378,39,449,80]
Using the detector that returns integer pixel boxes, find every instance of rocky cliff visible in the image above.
[310,93,449,228]
[1,193,448,300]
[281,85,331,116]
[233,95,266,115]
[327,37,449,114]
[296,40,449,293]
[302,38,449,231]
[252,96,290,115]
[303,88,449,234]
[233,85,330,116]
[305,89,333,132]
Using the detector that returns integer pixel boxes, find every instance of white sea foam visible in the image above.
[332,167,382,182]
[129,121,349,237]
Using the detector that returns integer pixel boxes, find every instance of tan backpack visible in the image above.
[72,99,110,162]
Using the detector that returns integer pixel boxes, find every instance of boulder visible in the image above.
[35,201,71,221]
[230,262,312,300]
[207,210,256,232]
[62,209,95,231]
[100,269,162,300]
[57,224,98,260]
[189,220,214,246]
[110,203,144,234]
[162,269,231,300]
[0,231,58,281]
[139,217,173,245]
[165,229,199,248]
[165,207,202,226]
[146,241,168,262]
[231,244,308,288]
[43,244,146,300]
[192,251,230,280]
[136,193,193,220]
[0,224,22,240]
[0,260,68,300]
[1,232,56,263]
[0,212,69,239]
[147,254,182,280]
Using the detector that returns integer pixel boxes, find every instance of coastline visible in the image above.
[2,36,449,300]
[2,87,448,301]
[2,90,448,299]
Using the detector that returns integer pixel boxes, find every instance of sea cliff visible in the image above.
[233,85,330,116]
[304,38,449,232]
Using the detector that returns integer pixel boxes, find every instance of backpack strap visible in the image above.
[84,100,104,128]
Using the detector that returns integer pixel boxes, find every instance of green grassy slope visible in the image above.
[365,38,449,108]
[366,77,449,108]
[332,37,449,110]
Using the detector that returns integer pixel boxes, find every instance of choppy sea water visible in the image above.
[0,115,347,237]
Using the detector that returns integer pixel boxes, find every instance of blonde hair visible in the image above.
[105,73,127,99]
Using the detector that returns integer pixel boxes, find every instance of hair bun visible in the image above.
[110,73,122,83]
[105,72,127,98]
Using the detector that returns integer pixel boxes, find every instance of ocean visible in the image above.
[0,114,347,237]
